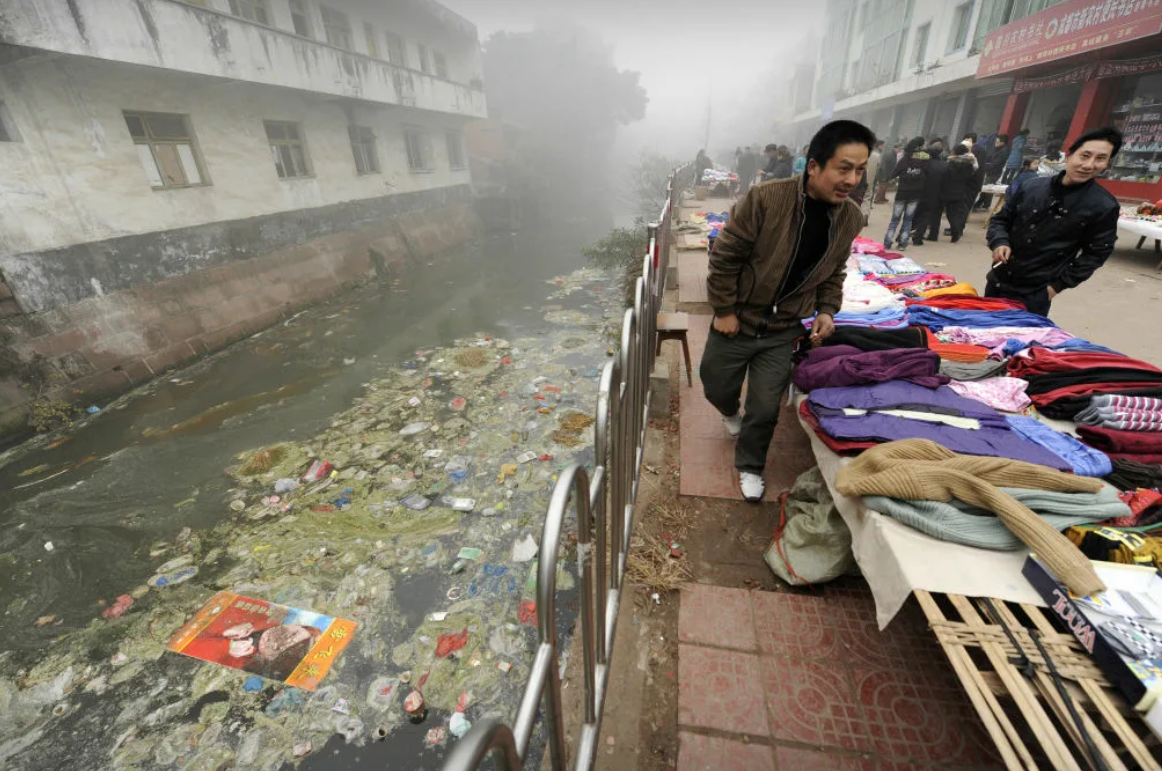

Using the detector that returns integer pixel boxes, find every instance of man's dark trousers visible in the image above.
[985,276,1052,317]
[699,323,800,473]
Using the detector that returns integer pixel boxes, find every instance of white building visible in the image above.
[790,0,1074,145]
[0,0,487,433]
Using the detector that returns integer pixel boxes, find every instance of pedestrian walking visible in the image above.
[792,144,809,176]
[703,120,873,501]
[861,142,882,225]
[976,133,1009,209]
[941,144,975,242]
[873,141,897,203]
[1001,128,1030,183]
[738,146,760,194]
[913,140,947,244]
[985,127,1122,317]
[883,136,929,250]
[773,146,794,179]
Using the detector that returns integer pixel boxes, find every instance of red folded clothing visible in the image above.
[1008,348,1159,378]
[1077,425,1162,455]
[798,401,876,455]
[904,294,1026,311]
[1108,454,1162,465]
[1030,382,1162,408]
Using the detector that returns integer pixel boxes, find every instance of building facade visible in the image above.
[790,0,1073,149]
[0,0,487,434]
[792,0,1162,200]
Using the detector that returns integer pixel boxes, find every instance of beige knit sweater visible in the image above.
[836,439,1105,596]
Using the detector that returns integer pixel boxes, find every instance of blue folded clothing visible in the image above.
[907,306,1058,332]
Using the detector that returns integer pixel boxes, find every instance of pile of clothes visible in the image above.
[789,244,1162,591]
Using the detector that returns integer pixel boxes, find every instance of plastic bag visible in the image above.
[763,467,856,586]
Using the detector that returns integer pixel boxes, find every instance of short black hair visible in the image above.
[997,133,1010,143]
[951,144,968,156]
[807,120,876,168]
[1068,126,1123,158]
[764,143,778,152]
[963,132,978,142]
[929,136,945,145]
[1018,128,1030,136]
[1021,158,1034,169]
[1046,141,1061,154]
[905,136,925,152]
[875,140,885,148]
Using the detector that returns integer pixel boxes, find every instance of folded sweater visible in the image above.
[835,439,1104,596]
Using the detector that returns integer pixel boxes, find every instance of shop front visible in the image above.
[977,0,1162,202]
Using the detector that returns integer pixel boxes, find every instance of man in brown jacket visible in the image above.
[702,120,873,501]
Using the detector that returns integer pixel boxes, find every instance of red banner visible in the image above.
[977,0,1162,78]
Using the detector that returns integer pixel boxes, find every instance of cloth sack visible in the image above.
[764,467,856,586]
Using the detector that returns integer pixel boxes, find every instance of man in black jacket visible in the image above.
[985,127,1122,317]
[912,138,947,244]
[941,144,976,241]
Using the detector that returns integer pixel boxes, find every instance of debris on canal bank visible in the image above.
[0,267,618,770]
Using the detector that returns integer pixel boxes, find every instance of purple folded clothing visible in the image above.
[793,345,949,391]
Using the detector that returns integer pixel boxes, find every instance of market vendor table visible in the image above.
[794,402,1162,769]
[1118,217,1162,271]
[982,183,1008,229]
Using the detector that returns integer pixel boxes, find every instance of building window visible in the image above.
[319,5,352,50]
[433,51,449,79]
[417,44,432,74]
[445,130,465,170]
[947,1,974,53]
[349,125,379,174]
[0,102,21,142]
[228,0,270,25]
[404,129,432,172]
[124,111,206,189]
[385,31,406,66]
[364,23,379,58]
[912,22,930,68]
[289,0,311,37]
[264,120,312,179]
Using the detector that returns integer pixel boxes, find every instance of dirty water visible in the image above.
[0,220,621,770]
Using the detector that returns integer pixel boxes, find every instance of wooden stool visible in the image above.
[656,312,692,387]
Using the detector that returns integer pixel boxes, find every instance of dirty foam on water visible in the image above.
[0,263,619,770]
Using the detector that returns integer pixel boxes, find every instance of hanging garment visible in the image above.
[807,382,1072,469]
[864,486,1124,550]
[948,378,1032,413]
[835,439,1105,596]
[1004,415,1112,477]
[793,346,947,391]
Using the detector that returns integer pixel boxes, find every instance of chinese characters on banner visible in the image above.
[977,0,1162,78]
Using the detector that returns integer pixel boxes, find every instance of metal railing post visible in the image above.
[439,158,695,771]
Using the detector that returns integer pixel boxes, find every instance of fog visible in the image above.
[441,0,825,187]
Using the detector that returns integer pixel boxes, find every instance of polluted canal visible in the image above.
[0,218,623,770]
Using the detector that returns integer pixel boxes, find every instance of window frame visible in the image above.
[364,22,380,58]
[349,125,380,175]
[263,120,314,180]
[319,4,353,51]
[0,102,21,142]
[288,0,312,38]
[417,43,433,74]
[433,50,449,80]
[384,31,406,66]
[227,0,271,25]
[445,129,465,170]
[912,22,931,68]
[123,110,209,190]
[946,1,975,54]
[404,128,433,173]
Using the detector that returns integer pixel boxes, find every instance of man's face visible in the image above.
[1064,140,1115,184]
[806,142,869,204]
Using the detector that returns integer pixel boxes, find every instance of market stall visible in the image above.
[789,237,1162,768]
[1120,203,1162,270]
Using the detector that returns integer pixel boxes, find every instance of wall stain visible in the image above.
[132,0,161,56]
[64,0,89,45]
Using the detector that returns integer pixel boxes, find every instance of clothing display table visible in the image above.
[1118,216,1162,270]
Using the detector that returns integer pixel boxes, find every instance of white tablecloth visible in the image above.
[1119,217,1162,244]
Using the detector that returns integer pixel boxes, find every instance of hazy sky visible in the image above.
[439,0,826,161]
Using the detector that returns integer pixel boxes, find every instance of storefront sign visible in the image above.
[1013,63,1097,92]
[977,0,1162,78]
[1094,50,1162,78]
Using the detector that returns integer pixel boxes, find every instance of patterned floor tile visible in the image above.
[773,746,928,771]
[678,732,774,771]
[678,644,769,736]
[761,655,871,752]
[680,584,757,651]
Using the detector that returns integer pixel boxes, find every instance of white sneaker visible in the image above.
[722,412,743,437]
[739,471,765,502]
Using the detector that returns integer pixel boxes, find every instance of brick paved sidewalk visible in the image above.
[676,582,1005,771]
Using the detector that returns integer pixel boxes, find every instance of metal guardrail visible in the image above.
[441,161,693,771]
